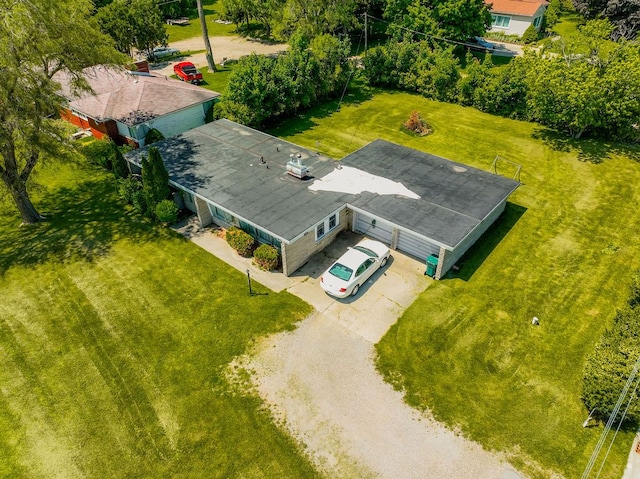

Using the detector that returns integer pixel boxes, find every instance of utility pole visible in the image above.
[364,12,368,51]
[196,0,217,72]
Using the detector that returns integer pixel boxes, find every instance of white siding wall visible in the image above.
[490,6,546,36]
[146,104,208,143]
[116,103,211,147]
[442,200,508,275]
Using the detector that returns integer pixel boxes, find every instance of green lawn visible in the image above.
[200,64,234,93]
[166,0,236,43]
[268,88,640,478]
[0,157,316,477]
[169,64,233,94]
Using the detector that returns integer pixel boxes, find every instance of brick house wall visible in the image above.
[281,208,348,276]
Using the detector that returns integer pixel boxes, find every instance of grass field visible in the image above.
[166,0,236,43]
[0,157,316,477]
[268,87,640,478]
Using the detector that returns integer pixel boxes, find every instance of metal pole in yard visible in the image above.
[364,12,368,51]
[246,269,253,296]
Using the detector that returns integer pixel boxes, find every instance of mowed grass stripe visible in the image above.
[0,157,317,477]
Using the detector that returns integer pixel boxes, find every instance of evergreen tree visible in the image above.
[111,143,130,179]
[141,147,170,214]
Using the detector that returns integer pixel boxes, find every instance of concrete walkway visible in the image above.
[174,218,429,343]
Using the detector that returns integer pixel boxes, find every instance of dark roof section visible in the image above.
[341,140,520,248]
[126,119,347,242]
[127,121,519,249]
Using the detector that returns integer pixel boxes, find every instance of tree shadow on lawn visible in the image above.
[0,179,160,275]
[266,81,375,137]
[532,128,640,164]
[448,202,527,282]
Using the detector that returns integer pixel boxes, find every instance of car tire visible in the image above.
[351,284,360,296]
[380,257,388,268]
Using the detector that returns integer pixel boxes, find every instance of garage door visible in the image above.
[397,230,440,260]
[354,212,393,244]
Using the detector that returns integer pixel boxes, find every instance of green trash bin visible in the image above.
[425,254,438,278]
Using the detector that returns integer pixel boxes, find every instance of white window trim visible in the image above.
[315,213,339,241]
[492,14,511,28]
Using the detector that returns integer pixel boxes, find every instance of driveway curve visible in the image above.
[238,233,522,478]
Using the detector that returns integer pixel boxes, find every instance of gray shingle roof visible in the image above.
[55,66,219,126]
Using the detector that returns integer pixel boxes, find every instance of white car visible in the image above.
[320,239,390,298]
[148,46,180,60]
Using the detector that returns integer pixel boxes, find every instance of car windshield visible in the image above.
[183,66,197,73]
[328,263,353,281]
[353,246,379,258]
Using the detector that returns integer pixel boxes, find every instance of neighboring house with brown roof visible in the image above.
[55,66,220,148]
[486,0,547,36]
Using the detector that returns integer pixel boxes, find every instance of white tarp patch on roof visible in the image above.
[308,165,420,199]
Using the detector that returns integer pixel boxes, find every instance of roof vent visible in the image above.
[286,153,308,179]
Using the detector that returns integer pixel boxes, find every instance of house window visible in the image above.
[315,212,340,241]
[256,228,280,249]
[533,16,542,28]
[491,14,511,28]
[210,205,235,225]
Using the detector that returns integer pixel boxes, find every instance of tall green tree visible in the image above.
[141,146,170,213]
[0,0,123,224]
[111,143,130,179]
[95,0,167,57]
[220,34,352,127]
[582,273,640,423]
[361,40,459,100]
[572,0,640,40]
[158,0,195,18]
[524,53,603,139]
[197,0,217,71]
[273,0,360,39]
[385,0,491,42]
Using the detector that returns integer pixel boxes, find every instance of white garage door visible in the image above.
[397,230,440,260]
[354,212,393,244]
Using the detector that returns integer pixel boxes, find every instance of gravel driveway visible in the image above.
[149,36,287,76]
[236,233,521,478]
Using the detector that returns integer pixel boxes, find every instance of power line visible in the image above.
[581,354,640,479]
[363,12,487,51]
[594,372,640,478]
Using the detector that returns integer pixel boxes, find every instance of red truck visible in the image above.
[173,62,203,84]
